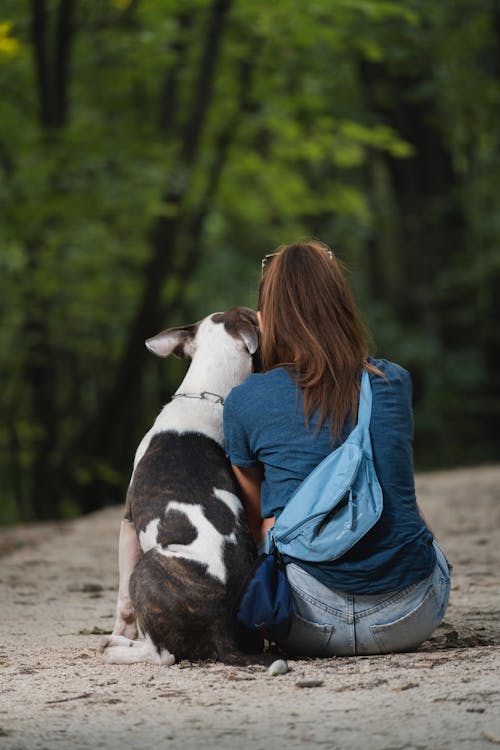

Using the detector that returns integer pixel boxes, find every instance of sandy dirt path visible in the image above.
[1,465,499,750]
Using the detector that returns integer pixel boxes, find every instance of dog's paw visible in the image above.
[107,613,138,642]
[99,634,134,652]
[110,620,138,641]
[98,634,115,651]
[114,600,138,640]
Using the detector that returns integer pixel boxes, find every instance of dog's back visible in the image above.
[127,431,255,661]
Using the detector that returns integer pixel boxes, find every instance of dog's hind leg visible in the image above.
[102,635,175,666]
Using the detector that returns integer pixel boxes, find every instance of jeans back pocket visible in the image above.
[278,612,334,657]
[369,583,440,653]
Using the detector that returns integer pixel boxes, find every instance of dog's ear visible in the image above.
[212,308,259,356]
[234,308,260,356]
[145,323,198,359]
[236,320,259,356]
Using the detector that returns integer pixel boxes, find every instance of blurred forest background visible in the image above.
[1,0,499,522]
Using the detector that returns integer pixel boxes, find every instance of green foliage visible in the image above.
[0,0,499,521]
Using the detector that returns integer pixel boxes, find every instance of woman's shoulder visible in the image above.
[229,366,293,395]
[225,367,295,413]
[367,358,413,423]
[368,357,411,386]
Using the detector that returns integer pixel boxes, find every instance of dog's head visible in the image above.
[145,307,261,390]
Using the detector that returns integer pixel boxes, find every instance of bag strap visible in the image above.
[266,369,375,556]
[356,370,372,431]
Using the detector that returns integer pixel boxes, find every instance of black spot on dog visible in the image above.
[129,433,243,538]
[156,509,198,548]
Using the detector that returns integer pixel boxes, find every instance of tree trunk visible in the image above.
[24,0,76,519]
[76,0,233,513]
[32,0,75,129]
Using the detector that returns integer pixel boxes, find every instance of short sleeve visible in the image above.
[223,386,259,468]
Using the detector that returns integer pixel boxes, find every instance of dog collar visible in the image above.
[171,391,225,405]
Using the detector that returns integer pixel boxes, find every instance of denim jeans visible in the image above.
[278,541,451,656]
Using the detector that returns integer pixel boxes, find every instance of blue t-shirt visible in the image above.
[223,358,436,594]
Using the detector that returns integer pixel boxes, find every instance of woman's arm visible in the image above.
[231,464,274,545]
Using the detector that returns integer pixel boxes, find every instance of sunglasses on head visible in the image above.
[261,249,333,275]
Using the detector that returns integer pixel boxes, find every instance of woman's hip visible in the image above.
[278,540,451,657]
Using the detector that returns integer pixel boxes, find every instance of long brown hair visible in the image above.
[258,241,378,439]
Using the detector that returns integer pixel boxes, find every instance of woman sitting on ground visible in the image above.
[223,241,450,656]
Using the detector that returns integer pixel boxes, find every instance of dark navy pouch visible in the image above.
[234,552,293,647]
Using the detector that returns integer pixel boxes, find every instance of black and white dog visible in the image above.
[101,307,260,665]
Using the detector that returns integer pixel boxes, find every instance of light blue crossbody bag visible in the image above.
[265,370,383,562]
